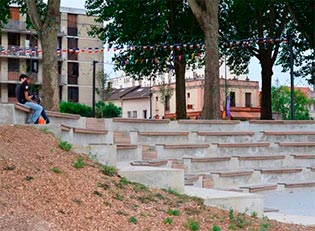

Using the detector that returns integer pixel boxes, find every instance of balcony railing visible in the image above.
[0,45,40,58]
[2,19,27,31]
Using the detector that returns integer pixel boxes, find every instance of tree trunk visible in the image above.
[174,57,187,119]
[188,0,220,119]
[260,59,273,120]
[26,0,60,111]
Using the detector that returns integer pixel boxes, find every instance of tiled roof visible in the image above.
[108,86,151,100]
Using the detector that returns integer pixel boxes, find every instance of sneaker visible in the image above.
[45,119,50,124]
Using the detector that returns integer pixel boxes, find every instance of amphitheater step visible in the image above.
[114,131,131,144]
[239,184,278,193]
[196,131,255,143]
[255,167,305,184]
[116,144,141,162]
[156,144,210,159]
[136,131,189,144]
[210,170,256,189]
[142,145,158,160]
[235,155,286,169]
[213,142,272,156]
[130,160,168,167]
[261,131,315,142]
[278,181,315,188]
[184,156,231,173]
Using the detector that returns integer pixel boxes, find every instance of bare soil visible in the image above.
[0,125,313,231]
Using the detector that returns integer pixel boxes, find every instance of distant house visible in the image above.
[107,86,151,119]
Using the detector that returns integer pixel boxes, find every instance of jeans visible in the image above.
[25,102,43,124]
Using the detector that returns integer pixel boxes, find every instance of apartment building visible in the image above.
[0,6,103,105]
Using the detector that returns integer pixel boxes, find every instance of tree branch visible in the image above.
[25,0,43,30]
[248,46,260,59]
[187,0,204,28]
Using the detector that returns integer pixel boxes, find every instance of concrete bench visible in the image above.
[198,131,254,136]
[163,144,210,149]
[138,131,189,136]
[250,120,315,124]
[262,131,315,135]
[277,142,315,147]
[215,142,270,148]
[255,167,303,174]
[15,103,32,113]
[240,184,278,193]
[46,110,80,120]
[130,160,168,167]
[278,181,315,189]
[211,170,253,177]
[235,155,285,161]
[113,118,170,124]
[178,120,240,124]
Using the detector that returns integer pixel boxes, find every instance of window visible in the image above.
[165,95,170,111]
[8,33,20,46]
[132,110,137,118]
[245,92,251,107]
[230,92,236,107]
[143,110,147,119]
[187,92,190,98]
[68,62,79,85]
[156,96,158,102]
[127,111,131,118]
[68,87,78,102]
[10,7,20,20]
[67,38,78,60]
[8,58,19,72]
[26,59,38,73]
[26,34,38,47]
[8,84,17,97]
[187,104,193,110]
[67,14,78,36]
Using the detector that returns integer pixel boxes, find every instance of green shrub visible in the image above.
[96,101,121,118]
[213,225,221,231]
[59,140,72,151]
[100,165,118,176]
[164,217,173,225]
[185,219,199,231]
[167,208,180,216]
[60,101,92,117]
[50,167,61,174]
[73,157,85,169]
[128,216,138,224]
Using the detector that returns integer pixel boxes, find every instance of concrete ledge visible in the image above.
[74,128,108,134]
[250,120,315,124]
[291,154,315,159]
[236,155,285,161]
[178,120,240,124]
[278,142,315,147]
[262,131,315,135]
[60,124,71,131]
[255,167,303,174]
[117,144,138,150]
[46,111,80,120]
[216,142,270,148]
[163,144,210,149]
[185,186,264,216]
[130,160,168,167]
[15,103,31,113]
[198,131,254,136]
[191,157,231,162]
[113,118,170,123]
[119,166,184,193]
[240,184,278,193]
[138,131,189,136]
[278,181,315,188]
[211,170,253,177]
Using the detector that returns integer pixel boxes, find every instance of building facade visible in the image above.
[0,6,103,105]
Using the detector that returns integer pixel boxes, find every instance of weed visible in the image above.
[213,225,221,231]
[251,211,258,218]
[97,182,110,190]
[93,190,103,197]
[184,207,202,215]
[115,177,131,189]
[185,218,200,231]
[128,216,138,224]
[133,183,147,193]
[59,140,72,151]
[50,167,61,174]
[103,201,112,207]
[72,198,82,205]
[167,208,180,216]
[162,188,204,205]
[73,157,85,169]
[228,209,234,220]
[155,193,165,200]
[228,224,236,230]
[88,152,98,162]
[113,193,124,201]
[116,210,128,216]
[40,127,50,134]
[100,165,118,176]
[3,165,15,171]
[138,195,156,204]
[228,210,251,229]
[164,217,173,225]
[259,216,270,231]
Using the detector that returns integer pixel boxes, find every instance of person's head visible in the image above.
[19,74,28,82]
[26,75,34,84]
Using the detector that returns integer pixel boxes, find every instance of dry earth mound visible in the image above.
[0,125,312,231]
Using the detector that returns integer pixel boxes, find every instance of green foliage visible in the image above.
[50,167,61,174]
[59,140,72,151]
[272,86,312,120]
[164,217,173,225]
[228,210,251,229]
[184,218,200,231]
[96,101,121,118]
[251,211,258,218]
[213,225,221,231]
[72,157,85,169]
[100,165,118,176]
[167,208,180,216]
[128,216,137,224]
[59,101,92,117]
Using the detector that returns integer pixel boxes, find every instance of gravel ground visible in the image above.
[0,125,313,231]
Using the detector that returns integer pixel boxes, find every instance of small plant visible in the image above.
[251,211,258,218]
[228,209,234,220]
[73,157,85,169]
[228,224,236,230]
[164,217,173,225]
[128,216,138,224]
[103,201,112,207]
[133,183,147,193]
[116,210,128,216]
[97,182,110,190]
[167,208,180,216]
[116,177,131,188]
[40,127,50,134]
[155,193,165,200]
[50,167,61,174]
[100,165,118,176]
[59,140,72,151]
[137,195,156,204]
[213,225,221,231]
[185,218,199,231]
[113,193,124,201]
[93,190,103,197]
[260,216,270,231]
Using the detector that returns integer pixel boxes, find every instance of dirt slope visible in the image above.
[0,125,312,231]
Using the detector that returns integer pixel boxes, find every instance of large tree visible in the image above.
[0,0,60,111]
[188,0,220,119]
[85,0,204,119]
[220,0,290,119]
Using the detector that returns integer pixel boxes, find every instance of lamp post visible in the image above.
[92,60,98,117]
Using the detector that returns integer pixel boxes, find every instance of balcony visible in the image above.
[0,45,40,59]
[8,71,19,81]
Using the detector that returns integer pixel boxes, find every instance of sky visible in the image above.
[60,0,310,89]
